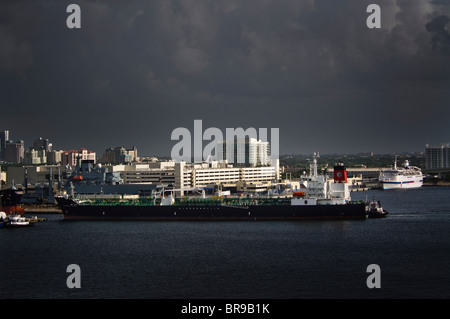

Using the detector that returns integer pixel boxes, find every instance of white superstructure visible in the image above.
[296,153,352,206]
[379,158,423,190]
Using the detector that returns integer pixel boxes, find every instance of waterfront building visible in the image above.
[240,166,278,182]
[118,160,280,190]
[191,166,241,187]
[425,144,450,170]
[119,162,177,185]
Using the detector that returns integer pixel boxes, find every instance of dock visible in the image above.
[26,216,48,223]
[23,204,62,214]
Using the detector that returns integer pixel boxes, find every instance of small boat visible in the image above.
[3,214,34,228]
[0,211,6,228]
[366,199,389,218]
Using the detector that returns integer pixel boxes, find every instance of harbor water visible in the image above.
[1,186,450,299]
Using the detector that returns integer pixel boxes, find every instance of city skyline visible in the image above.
[0,127,441,161]
[1,1,450,156]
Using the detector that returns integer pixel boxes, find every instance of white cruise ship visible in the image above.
[379,158,423,190]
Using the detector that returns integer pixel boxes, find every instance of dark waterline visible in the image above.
[1,187,450,299]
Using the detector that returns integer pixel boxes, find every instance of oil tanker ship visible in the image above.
[57,161,369,221]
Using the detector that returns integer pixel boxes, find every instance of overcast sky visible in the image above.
[1,0,449,157]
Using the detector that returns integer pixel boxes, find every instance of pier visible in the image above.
[23,204,62,214]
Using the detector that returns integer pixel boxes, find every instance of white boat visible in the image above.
[379,157,423,190]
[4,214,33,228]
[0,211,6,228]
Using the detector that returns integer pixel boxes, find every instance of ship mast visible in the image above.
[310,152,319,177]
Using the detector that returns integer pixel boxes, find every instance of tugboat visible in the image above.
[1,190,34,228]
[3,214,34,228]
[0,211,6,228]
[0,212,33,228]
[366,199,389,218]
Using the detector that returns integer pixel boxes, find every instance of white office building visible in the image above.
[118,160,280,189]
[426,144,450,170]
[216,138,270,167]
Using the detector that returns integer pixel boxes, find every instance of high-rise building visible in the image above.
[426,144,450,170]
[216,137,270,167]
[0,130,10,161]
[33,137,52,152]
[24,149,47,165]
[101,146,138,164]
[47,150,63,165]
[5,140,25,163]
[61,149,96,166]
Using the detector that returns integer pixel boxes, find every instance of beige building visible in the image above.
[62,149,96,166]
[24,149,47,165]
[1,170,6,188]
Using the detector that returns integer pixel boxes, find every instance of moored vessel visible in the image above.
[379,157,423,190]
[57,157,371,221]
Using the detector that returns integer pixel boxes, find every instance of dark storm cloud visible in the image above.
[431,0,450,5]
[1,0,449,155]
[426,15,450,54]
